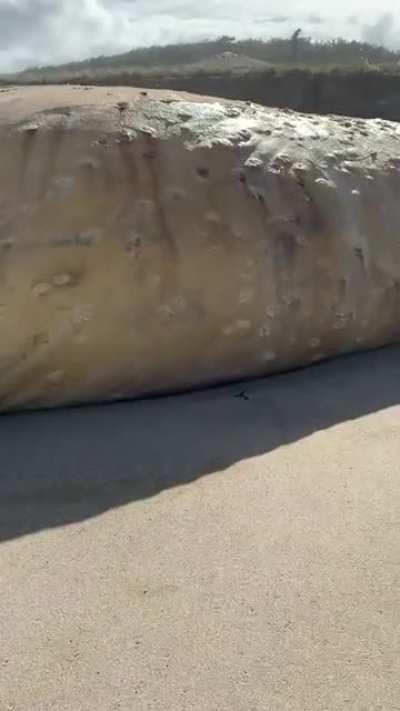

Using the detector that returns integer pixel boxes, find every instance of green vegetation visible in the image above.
[3,35,400,85]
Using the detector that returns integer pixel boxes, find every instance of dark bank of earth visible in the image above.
[105,68,400,122]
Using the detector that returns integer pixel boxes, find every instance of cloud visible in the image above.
[362,12,396,48]
[347,14,360,26]
[0,0,57,49]
[0,1,399,73]
[307,14,325,25]
[266,15,290,24]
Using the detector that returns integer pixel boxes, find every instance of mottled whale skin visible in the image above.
[0,85,399,411]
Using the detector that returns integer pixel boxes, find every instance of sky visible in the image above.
[0,0,399,72]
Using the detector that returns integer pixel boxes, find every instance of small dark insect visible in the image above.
[234,391,250,401]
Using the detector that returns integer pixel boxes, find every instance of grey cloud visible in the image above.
[0,0,58,49]
[362,13,395,47]
[265,16,290,24]
[0,1,399,73]
[307,14,325,25]
[0,0,292,71]
[347,15,360,26]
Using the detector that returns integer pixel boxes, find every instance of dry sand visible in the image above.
[1,345,400,710]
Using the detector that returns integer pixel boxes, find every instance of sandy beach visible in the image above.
[1,345,400,710]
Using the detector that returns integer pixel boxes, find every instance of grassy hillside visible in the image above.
[3,36,400,85]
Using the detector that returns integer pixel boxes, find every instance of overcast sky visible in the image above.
[0,0,399,72]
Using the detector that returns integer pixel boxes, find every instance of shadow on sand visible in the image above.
[1,344,400,543]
